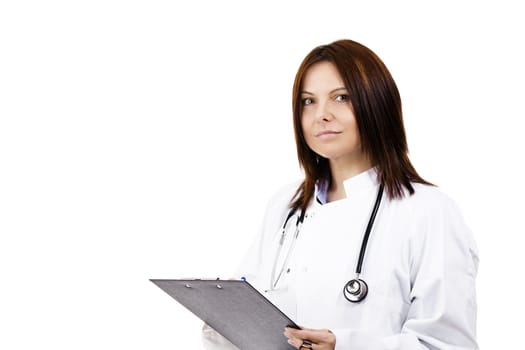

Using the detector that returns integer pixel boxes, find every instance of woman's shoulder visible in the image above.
[255,180,303,234]
[391,183,469,228]
[266,179,302,209]
[402,183,479,262]
[402,183,458,210]
[399,183,470,232]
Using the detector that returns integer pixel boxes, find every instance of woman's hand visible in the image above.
[284,326,336,350]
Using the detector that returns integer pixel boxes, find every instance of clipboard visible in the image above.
[150,279,299,350]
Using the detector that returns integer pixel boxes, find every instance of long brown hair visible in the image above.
[290,39,431,212]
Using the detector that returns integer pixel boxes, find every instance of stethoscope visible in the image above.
[270,184,384,303]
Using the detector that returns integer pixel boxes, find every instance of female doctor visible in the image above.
[202,39,479,350]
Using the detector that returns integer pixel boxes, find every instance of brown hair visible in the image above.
[290,39,431,212]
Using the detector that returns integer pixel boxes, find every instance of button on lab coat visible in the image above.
[202,169,479,349]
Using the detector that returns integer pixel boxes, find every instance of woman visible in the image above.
[203,39,479,350]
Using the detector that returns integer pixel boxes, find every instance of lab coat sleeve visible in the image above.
[331,196,479,350]
[201,323,239,350]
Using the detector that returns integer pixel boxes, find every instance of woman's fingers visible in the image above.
[284,327,335,349]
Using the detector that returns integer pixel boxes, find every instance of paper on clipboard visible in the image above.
[150,279,299,350]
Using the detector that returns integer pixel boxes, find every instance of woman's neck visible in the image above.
[327,157,373,202]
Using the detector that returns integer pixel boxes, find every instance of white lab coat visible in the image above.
[202,169,479,349]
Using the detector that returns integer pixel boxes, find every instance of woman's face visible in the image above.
[300,61,366,166]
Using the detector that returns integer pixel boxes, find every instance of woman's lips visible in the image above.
[316,130,342,139]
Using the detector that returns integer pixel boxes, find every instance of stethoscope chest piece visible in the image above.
[274,184,384,301]
[343,278,368,303]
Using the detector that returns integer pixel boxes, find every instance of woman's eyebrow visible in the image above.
[301,87,347,95]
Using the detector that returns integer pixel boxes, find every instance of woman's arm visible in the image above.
[288,196,479,350]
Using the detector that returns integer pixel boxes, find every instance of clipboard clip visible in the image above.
[184,283,222,289]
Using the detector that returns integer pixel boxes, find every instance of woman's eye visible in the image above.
[335,94,349,102]
[303,98,313,106]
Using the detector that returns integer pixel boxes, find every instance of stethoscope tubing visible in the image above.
[355,184,384,274]
[271,184,384,302]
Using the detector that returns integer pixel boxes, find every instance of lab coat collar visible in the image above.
[342,167,379,198]
[315,167,379,205]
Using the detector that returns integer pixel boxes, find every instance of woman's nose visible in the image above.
[316,100,334,121]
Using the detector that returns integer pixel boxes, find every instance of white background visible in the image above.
[1,1,523,349]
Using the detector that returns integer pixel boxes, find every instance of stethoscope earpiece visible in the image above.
[343,278,368,302]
